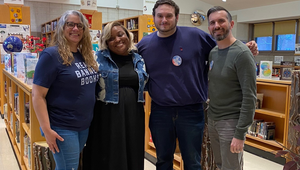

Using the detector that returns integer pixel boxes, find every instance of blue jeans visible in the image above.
[50,126,89,170]
[149,102,205,170]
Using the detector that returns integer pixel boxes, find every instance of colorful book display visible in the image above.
[259,61,272,79]
[24,58,38,85]
[13,52,34,78]
[4,54,11,71]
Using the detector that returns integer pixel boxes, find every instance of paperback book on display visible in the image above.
[4,54,11,72]
[24,58,38,85]
[13,52,34,78]
[259,61,272,79]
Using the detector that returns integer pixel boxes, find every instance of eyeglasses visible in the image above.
[66,22,84,30]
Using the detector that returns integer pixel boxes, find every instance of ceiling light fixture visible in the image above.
[222,0,226,2]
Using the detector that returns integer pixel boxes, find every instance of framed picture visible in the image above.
[280,61,294,80]
[280,67,293,80]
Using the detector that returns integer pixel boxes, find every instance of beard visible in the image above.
[156,20,177,33]
[212,27,230,41]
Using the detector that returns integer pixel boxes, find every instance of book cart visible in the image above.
[1,69,45,170]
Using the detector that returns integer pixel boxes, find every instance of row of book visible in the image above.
[41,20,57,33]
[248,119,275,140]
[257,61,295,80]
[24,134,31,168]
[127,19,138,30]
[5,87,30,124]
[4,52,38,85]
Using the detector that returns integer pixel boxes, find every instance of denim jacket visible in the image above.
[96,49,148,104]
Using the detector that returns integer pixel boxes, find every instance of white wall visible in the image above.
[26,0,143,11]
[231,1,300,23]
[25,0,213,14]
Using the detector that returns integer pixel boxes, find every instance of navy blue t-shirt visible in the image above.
[137,27,216,106]
[33,46,99,131]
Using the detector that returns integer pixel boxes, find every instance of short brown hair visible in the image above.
[152,0,180,17]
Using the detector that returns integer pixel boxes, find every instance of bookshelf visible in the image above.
[272,65,300,77]
[1,69,45,170]
[103,15,157,44]
[41,10,102,47]
[245,78,291,153]
[41,17,60,47]
[0,63,4,117]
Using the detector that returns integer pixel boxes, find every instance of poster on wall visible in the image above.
[9,7,23,24]
[90,29,101,48]
[83,14,92,28]
[143,0,156,15]
[0,24,30,43]
[80,0,97,10]
[4,0,24,5]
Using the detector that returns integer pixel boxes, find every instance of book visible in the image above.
[14,52,35,78]
[24,102,30,124]
[4,54,11,72]
[24,58,38,85]
[14,93,19,115]
[259,61,272,79]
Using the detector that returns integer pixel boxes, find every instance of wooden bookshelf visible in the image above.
[1,69,45,170]
[0,63,4,117]
[103,15,157,44]
[41,17,60,47]
[246,79,291,153]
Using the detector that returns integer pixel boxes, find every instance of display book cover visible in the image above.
[259,61,272,79]
[280,61,295,80]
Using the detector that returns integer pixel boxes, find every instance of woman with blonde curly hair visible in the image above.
[83,21,148,170]
[32,10,99,170]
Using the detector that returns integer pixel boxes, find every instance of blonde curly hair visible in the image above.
[50,10,98,71]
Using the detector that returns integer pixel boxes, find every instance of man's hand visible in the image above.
[230,137,245,153]
[246,40,259,56]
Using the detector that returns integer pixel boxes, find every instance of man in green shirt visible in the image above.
[207,6,257,170]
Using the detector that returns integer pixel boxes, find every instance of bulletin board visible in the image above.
[0,4,30,25]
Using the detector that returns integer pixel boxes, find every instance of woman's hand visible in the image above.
[43,128,64,154]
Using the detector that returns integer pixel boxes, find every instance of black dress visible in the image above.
[83,52,145,170]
